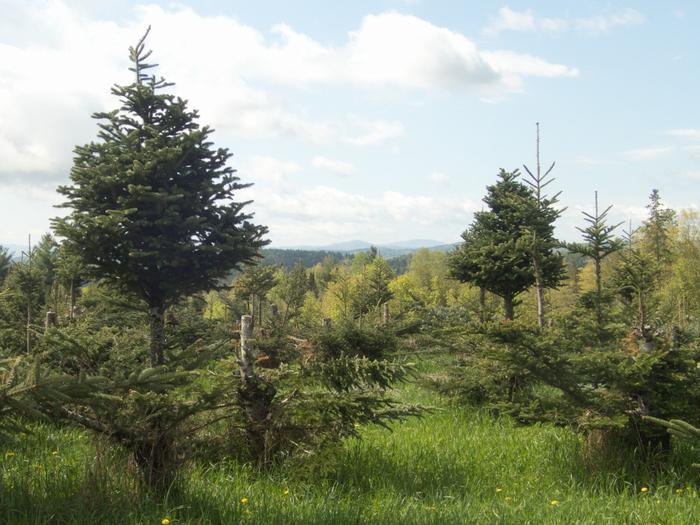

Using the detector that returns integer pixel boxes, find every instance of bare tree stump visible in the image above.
[239,315,254,379]
[237,314,276,465]
[45,311,57,330]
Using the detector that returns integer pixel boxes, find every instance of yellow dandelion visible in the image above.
[161,519,170,525]
[676,488,684,494]
[495,487,503,493]
[550,500,559,507]
[52,451,58,456]
[5,451,15,459]
[283,489,289,497]
[240,497,249,505]
[641,487,649,493]
[505,496,512,502]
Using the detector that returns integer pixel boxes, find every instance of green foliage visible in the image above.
[0,245,13,284]
[52,29,267,365]
[230,322,421,467]
[313,323,397,360]
[449,169,563,320]
[444,320,700,454]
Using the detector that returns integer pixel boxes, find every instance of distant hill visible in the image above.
[260,240,460,271]
[275,239,454,253]
[260,249,350,270]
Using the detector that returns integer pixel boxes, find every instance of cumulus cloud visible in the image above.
[483,6,644,36]
[0,3,578,181]
[243,156,301,187]
[311,156,356,176]
[247,182,477,245]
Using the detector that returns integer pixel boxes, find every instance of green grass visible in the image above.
[2,363,700,524]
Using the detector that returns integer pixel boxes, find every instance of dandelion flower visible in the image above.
[52,451,58,456]
[676,488,684,494]
[161,519,170,525]
[283,489,289,497]
[550,500,559,507]
[241,497,249,505]
[641,487,649,493]
[495,487,503,493]
[505,497,512,502]
[5,451,15,459]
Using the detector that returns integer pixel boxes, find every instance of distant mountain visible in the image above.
[276,239,451,253]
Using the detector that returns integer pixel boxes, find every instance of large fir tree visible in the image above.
[53,29,268,365]
[449,169,562,321]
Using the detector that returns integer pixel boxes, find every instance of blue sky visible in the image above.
[0,1,698,247]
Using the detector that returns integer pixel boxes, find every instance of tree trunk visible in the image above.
[503,295,514,321]
[532,256,545,328]
[26,298,32,354]
[148,302,166,366]
[479,287,486,324]
[69,277,75,321]
[238,314,276,465]
[638,290,648,342]
[594,257,602,333]
[529,234,546,329]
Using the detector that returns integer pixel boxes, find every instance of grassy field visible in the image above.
[2,359,700,524]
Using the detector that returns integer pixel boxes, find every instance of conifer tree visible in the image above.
[567,192,623,333]
[449,169,561,321]
[522,123,565,328]
[276,263,308,324]
[614,225,658,342]
[234,265,277,325]
[53,29,268,365]
[0,246,12,284]
[642,189,676,265]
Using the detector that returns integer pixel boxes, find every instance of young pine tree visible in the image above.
[522,122,565,328]
[53,28,268,366]
[567,191,623,335]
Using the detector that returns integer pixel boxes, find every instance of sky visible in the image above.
[0,0,699,248]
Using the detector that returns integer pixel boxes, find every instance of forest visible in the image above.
[2,30,700,525]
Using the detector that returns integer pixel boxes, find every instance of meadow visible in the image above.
[3,355,699,525]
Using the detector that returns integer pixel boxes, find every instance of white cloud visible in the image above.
[346,120,404,146]
[623,146,675,161]
[576,9,645,34]
[483,6,644,36]
[311,156,356,176]
[248,184,477,245]
[243,156,301,187]
[483,7,536,36]
[0,3,579,179]
[668,128,700,140]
